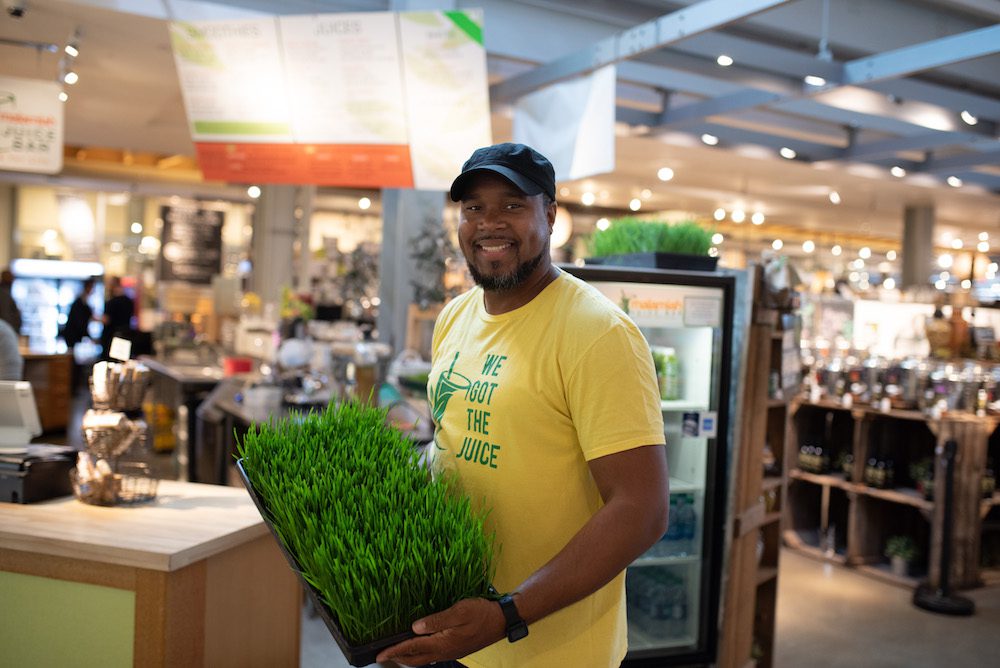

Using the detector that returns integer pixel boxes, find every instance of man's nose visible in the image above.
[477,207,507,228]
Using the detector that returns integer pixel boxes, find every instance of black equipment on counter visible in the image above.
[0,444,78,504]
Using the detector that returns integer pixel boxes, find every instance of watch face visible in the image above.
[508,622,529,643]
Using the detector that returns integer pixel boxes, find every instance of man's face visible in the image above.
[457,171,555,292]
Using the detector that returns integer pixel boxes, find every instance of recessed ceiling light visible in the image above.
[596,217,610,231]
[802,240,815,253]
[947,176,963,188]
[951,238,963,250]
[938,253,954,268]
[711,233,724,244]
[701,133,719,146]
[935,279,947,290]
[890,165,906,178]
[886,250,897,261]
[751,212,765,225]
[978,241,990,253]
[716,54,734,67]
[713,208,726,221]
[980,232,989,241]
[859,246,871,259]
[65,44,79,58]
[581,192,596,206]
[831,245,842,256]
[657,167,674,181]
[883,277,896,290]
[358,197,372,210]
[58,91,68,102]
[960,110,978,126]
[731,209,746,223]
[64,71,79,85]
[130,222,143,234]
[779,147,796,160]
[962,279,973,289]
[629,198,641,211]
[640,188,652,199]
[829,190,842,205]
[803,75,827,87]
[772,239,783,250]
[247,185,261,198]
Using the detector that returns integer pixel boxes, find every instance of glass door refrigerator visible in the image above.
[562,264,742,667]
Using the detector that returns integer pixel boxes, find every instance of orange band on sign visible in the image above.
[195,143,414,187]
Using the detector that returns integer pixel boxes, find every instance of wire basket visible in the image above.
[82,413,146,461]
[90,361,152,412]
[71,461,159,507]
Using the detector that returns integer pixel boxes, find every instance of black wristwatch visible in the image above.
[497,594,529,643]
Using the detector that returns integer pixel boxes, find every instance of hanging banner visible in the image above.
[158,204,224,285]
[169,10,490,190]
[513,65,616,182]
[0,75,63,175]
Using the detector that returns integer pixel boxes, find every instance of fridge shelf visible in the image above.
[631,555,701,568]
[669,477,701,494]
[660,400,709,412]
[627,625,697,652]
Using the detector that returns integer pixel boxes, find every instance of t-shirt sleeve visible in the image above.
[565,320,666,461]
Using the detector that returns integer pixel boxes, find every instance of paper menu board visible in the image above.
[279,13,407,144]
[0,75,63,175]
[170,19,292,142]
[399,10,492,190]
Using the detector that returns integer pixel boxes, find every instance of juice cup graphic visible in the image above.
[431,352,471,426]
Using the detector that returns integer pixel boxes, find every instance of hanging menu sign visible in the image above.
[169,10,490,190]
[158,205,224,285]
[0,75,63,175]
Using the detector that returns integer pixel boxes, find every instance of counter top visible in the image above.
[140,355,225,385]
[0,480,268,572]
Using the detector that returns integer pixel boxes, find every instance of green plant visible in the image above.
[589,217,713,257]
[237,401,496,646]
[884,535,919,562]
[651,349,667,375]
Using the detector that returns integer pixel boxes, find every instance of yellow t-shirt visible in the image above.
[428,269,665,668]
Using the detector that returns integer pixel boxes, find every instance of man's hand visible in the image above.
[375,597,506,666]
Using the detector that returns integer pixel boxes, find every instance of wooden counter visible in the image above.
[19,349,72,431]
[0,481,301,667]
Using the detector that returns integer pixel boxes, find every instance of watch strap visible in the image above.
[497,594,529,642]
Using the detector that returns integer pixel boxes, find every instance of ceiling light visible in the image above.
[779,147,796,160]
[831,244,842,256]
[802,240,815,253]
[883,277,896,290]
[65,44,79,58]
[960,110,978,126]
[804,75,827,87]
[629,198,642,211]
[859,246,871,259]
[851,259,865,270]
[978,241,990,253]
[130,222,143,234]
[947,176,963,188]
[713,208,726,221]
[938,253,954,269]
[890,166,906,178]
[751,212,765,225]
[247,185,261,198]
[581,191,596,206]
[358,197,372,210]
[110,242,123,253]
[962,279,973,289]
[935,279,947,290]
[951,238,963,250]
[772,239,783,250]
[63,71,79,85]
[731,209,746,223]
[711,233,724,245]
[940,271,951,280]
[829,190,842,205]
[979,232,989,241]
[58,91,68,102]
[708,247,719,257]
[886,250,897,261]
[640,188,652,199]
[716,54,734,67]
[990,262,999,273]
[559,186,570,197]
[849,271,860,282]
[596,217,610,231]
[701,133,719,146]
[657,167,674,181]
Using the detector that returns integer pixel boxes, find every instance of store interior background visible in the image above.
[2,1,1000,667]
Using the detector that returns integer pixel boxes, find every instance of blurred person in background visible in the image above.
[0,319,23,381]
[0,268,21,334]
[101,276,135,360]
[60,277,97,390]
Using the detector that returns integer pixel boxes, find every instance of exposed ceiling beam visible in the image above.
[490,0,794,104]
[921,148,1000,174]
[841,24,1000,85]
[864,79,1000,121]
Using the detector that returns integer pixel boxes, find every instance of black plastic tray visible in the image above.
[236,459,415,666]
[585,251,719,272]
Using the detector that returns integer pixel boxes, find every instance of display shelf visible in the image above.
[854,484,933,512]
[797,397,1000,426]
[669,477,702,494]
[756,566,778,586]
[631,554,701,568]
[761,511,782,528]
[981,492,1000,519]
[660,400,709,412]
[782,529,848,565]
[981,568,1000,587]
[789,469,850,490]
[855,563,920,588]
[761,476,783,492]
[627,624,696,652]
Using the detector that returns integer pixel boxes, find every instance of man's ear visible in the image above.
[547,201,557,230]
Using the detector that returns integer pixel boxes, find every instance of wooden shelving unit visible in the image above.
[784,397,999,590]
[719,265,797,668]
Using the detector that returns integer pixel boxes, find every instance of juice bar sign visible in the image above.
[0,75,63,175]
[158,205,224,285]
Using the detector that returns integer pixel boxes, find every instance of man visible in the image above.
[61,277,96,390]
[0,268,21,334]
[101,276,134,360]
[378,143,669,668]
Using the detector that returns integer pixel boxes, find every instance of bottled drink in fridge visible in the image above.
[662,347,681,400]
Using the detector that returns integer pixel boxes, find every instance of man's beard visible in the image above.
[468,248,545,292]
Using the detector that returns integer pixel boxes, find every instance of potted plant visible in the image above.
[237,401,496,667]
[884,535,919,577]
[586,217,717,271]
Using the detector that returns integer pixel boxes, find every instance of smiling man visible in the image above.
[378,143,669,668]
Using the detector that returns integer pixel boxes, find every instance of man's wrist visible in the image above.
[497,593,529,642]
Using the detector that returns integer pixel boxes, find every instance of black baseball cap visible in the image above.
[449,142,556,202]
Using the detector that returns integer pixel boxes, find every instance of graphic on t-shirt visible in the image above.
[430,351,470,434]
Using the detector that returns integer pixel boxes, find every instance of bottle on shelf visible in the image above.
[661,347,681,401]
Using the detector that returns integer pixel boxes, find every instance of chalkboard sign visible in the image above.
[158,205,224,285]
